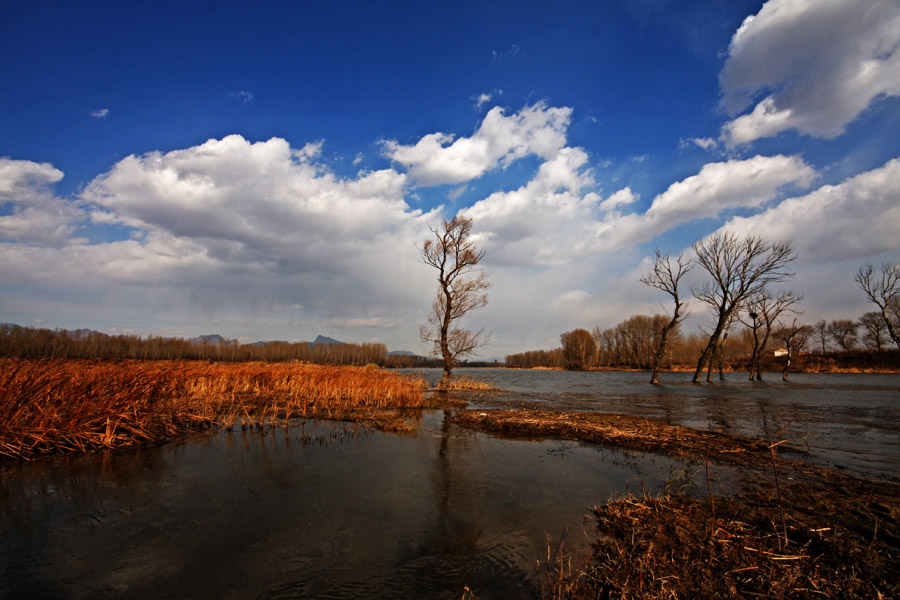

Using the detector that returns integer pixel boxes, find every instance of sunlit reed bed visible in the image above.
[0,359,426,460]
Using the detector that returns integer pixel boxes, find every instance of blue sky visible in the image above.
[2,0,899,356]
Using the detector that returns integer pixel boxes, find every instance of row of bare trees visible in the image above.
[503,231,898,382]
[0,324,391,366]
[506,316,679,371]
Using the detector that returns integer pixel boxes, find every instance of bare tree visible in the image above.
[855,263,900,349]
[813,319,829,354]
[775,319,813,381]
[827,319,858,352]
[560,328,597,370]
[640,250,692,384]
[859,311,889,351]
[708,311,740,382]
[419,216,490,387]
[739,289,802,381]
[691,233,796,383]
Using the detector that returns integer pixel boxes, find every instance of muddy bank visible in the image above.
[451,407,900,598]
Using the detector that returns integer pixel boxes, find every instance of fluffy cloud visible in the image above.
[461,152,815,268]
[643,155,816,223]
[461,146,602,266]
[1,136,442,345]
[0,158,83,245]
[718,156,900,263]
[720,0,900,144]
[590,154,816,252]
[84,135,418,270]
[598,187,637,212]
[382,102,572,185]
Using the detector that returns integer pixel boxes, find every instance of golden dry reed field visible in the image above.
[0,359,426,460]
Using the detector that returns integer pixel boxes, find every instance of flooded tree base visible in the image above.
[452,408,900,599]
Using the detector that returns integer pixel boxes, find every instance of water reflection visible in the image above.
[0,411,701,600]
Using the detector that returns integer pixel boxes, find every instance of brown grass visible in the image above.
[453,409,783,469]
[438,375,501,391]
[453,408,900,599]
[549,477,900,599]
[0,359,426,460]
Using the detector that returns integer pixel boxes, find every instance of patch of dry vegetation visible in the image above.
[437,375,500,391]
[0,359,426,460]
[549,474,900,599]
[453,409,782,468]
[451,408,900,598]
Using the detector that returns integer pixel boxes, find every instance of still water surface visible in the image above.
[1,369,897,599]
[1,411,694,600]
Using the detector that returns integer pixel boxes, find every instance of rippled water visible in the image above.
[412,368,900,479]
[1,411,701,600]
[2,368,897,599]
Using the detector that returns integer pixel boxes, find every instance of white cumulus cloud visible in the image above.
[1,136,442,345]
[461,146,601,266]
[382,102,572,186]
[587,154,816,252]
[720,0,900,145]
[0,158,83,245]
[718,156,900,263]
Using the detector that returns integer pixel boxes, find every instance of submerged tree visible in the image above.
[855,263,900,349]
[691,233,796,383]
[419,216,491,388]
[775,319,813,381]
[640,249,692,384]
[739,289,802,381]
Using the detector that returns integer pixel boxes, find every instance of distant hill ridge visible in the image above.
[1,323,420,357]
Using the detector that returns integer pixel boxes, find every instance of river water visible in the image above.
[1,369,898,599]
[424,368,900,480]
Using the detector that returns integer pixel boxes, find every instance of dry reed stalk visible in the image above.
[0,359,426,460]
[438,375,500,391]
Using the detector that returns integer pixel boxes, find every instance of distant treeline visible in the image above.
[506,312,900,371]
[508,314,697,370]
[0,324,435,367]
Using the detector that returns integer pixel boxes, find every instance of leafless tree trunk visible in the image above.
[641,250,692,384]
[691,233,796,383]
[775,320,812,381]
[739,290,802,381]
[419,216,491,388]
[855,263,900,349]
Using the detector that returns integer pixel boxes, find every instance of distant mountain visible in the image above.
[311,335,343,346]
[193,334,227,345]
[388,350,416,356]
[65,328,96,340]
[250,340,289,347]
